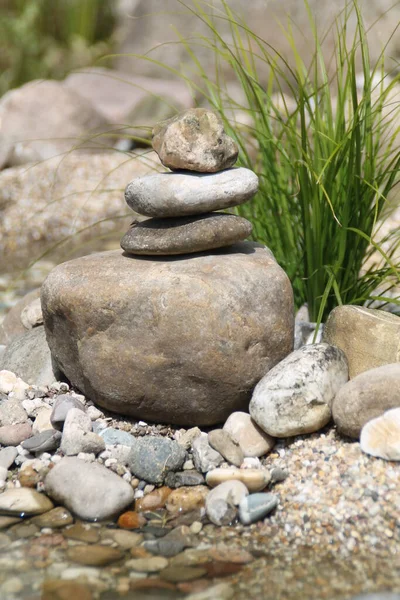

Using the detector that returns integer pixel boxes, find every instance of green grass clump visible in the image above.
[0,0,115,96]
[144,0,400,321]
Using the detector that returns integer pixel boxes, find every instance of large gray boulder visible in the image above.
[41,242,294,426]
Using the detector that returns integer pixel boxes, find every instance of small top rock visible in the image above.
[152,108,238,173]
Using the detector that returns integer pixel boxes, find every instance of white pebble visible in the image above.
[77,453,96,462]
[0,370,17,394]
[134,490,144,499]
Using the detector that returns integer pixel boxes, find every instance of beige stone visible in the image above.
[41,242,294,426]
[332,363,400,438]
[152,108,238,172]
[0,488,53,515]
[205,468,271,492]
[223,412,275,457]
[165,486,209,515]
[323,305,400,378]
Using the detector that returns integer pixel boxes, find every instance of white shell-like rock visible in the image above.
[360,408,400,461]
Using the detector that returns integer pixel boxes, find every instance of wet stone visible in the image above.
[238,492,278,525]
[106,529,143,549]
[126,556,169,572]
[41,579,93,600]
[165,486,209,515]
[121,213,253,256]
[160,565,208,582]
[63,522,100,543]
[135,486,172,512]
[66,544,123,566]
[117,511,147,530]
[0,487,53,515]
[31,506,74,529]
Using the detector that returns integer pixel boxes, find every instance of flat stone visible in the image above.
[0,446,18,469]
[107,529,143,549]
[127,556,169,572]
[165,470,205,488]
[61,408,105,456]
[0,398,28,426]
[205,481,248,526]
[1,326,61,386]
[127,437,186,484]
[125,168,258,217]
[250,343,348,437]
[209,544,254,564]
[63,522,100,543]
[0,516,22,529]
[206,468,270,492]
[208,429,244,467]
[143,537,187,558]
[360,407,400,460]
[41,244,294,426]
[121,213,253,255]
[22,429,61,453]
[20,298,43,330]
[0,488,53,515]
[99,427,137,447]
[165,486,209,515]
[238,492,278,525]
[31,506,74,529]
[44,457,134,521]
[192,433,224,473]
[0,422,32,446]
[161,565,208,582]
[223,412,275,457]
[32,407,53,433]
[41,580,93,600]
[66,545,122,566]
[323,305,400,377]
[183,582,234,599]
[152,108,238,172]
[50,395,86,431]
[332,363,400,438]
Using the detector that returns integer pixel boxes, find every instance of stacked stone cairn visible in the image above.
[120,108,258,256]
[40,108,294,426]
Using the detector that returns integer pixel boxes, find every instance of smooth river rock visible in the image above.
[124,168,259,217]
[250,343,349,437]
[120,213,253,255]
[223,412,275,457]
[44,457,134,520]
[323,305,400,377]
[332,363,400,438]
[41,243,294,426]
[152,108,238,172]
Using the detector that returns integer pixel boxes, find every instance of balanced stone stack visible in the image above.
[41,109,294,426]
[120,109,258,256]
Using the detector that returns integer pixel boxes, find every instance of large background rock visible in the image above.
[41,242,294,426]
[0,151,161,274]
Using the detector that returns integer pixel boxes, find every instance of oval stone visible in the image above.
[124,168,259,217]
[120,213,253,255]
[41,242,294,426]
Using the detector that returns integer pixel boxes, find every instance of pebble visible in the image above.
[22,429,62,453]
[360,407,400,460]
[0,515,21,528]
[125,168,258,217]
[50,394,86,431]
[127,556,169,572]
[66,545,123,566]
[63,522,100,543]
[185,582,234,600]
[333,363,400,438]
[31,506,74,528]
[205,480,248,526]
[117,511,147,530]
[121,213,253,255]
[165,470,205,488]
[60,408,105,456]
[127,436,186,484]
[190,521,203,534]
[206,467,271,492]
[99,427,137,447]
[135,486,172,512]
[32,406,53,433]
[0,398,28,426]
[18,465,41,487]
[210,544,254,564]
[208,429,244,467]
[0,577,24,595]
[0,487,53,515]
[176,427,202,450]
[152,108,239,173]
[107,529,143,549]
[165,486,209,514]
[160,565,208,582]
[0,370,17,394]
[41,580,93,600]
[238,492,278,524]
[44,457,134,521]
[143,537,187,558]
[192,433,224,473]
[223,411,275,457]
[0,446,18,469]
[250,343,348,437]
